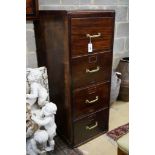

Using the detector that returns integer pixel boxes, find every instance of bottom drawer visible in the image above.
[74,109,109,146]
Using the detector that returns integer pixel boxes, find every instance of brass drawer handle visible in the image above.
[86,122,98,130]
[86,66,100,73]
[85,96,99,104]
[86,33,101,38]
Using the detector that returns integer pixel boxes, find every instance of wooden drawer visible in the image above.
[74,109,109,145]
[71,17,114,57]
[71,52,112,89]
[73,82,110,119]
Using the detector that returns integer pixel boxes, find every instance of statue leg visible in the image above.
[48,139,55,151]
[38,98,47,107]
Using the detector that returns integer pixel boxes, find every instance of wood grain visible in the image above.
[73,82,110,119]
[71,52,112,89]
[71,17,114,57]
[74,109,109,146]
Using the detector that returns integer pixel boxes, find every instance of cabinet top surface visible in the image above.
[39,10,115,17]
[40,10,114,11]
[40,9,115,13]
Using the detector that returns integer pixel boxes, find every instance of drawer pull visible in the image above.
[85,96,99,104]
[86,122,98,130]
[86,66,100,73]
[86,33,101,38]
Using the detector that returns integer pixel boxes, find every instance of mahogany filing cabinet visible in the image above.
[35,10,115,147]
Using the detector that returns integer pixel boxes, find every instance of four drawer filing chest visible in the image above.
[35,10,115,147]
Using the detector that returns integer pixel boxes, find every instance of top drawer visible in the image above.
[71,17,114,57]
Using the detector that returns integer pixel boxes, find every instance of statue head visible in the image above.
[27,67,45,83]
[42,102,57,116]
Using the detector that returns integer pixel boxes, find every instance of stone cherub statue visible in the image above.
[26,67,48,108]
[26,67,57,154]
[26,130,49,155]
[32,102,57,150]
[26,103,39,138]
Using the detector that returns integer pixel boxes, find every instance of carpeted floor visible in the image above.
[106,123,129,141]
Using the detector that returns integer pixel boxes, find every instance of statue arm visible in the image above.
[32,116,50,126]
[26,84,38,99]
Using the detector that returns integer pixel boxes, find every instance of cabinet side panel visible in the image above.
[34,20,46,67]
[36,11,72,144]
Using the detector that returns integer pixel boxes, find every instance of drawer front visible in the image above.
[74,109,109,145]
[73,82,110,119]
[71,52,112,89]
[71,17,114,57]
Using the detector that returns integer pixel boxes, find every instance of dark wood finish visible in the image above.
[73,82,110,119]
[118,147,128,155]
[26,0,39,20]
[71,17,114,57]
[35,11,73,145]
[34,10,115,147]
[34,19,47,67]
[74,109,109,145]
[71,52,112,89]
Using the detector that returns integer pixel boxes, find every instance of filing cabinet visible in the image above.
[35,10,115,147]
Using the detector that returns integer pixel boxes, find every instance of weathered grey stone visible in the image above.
[61,0,79,5]
[94,0,117,5]
[79,0,94,5]
[78,5,100,10]
[40,5,79,10]
[115,51,129,64]
[112,50,128,70]
[104,6,128,22]
[114,23,117,38]
[26,21,33,29]
[103,5,115,10]
[116,22,129,37]
[96,5,106,9]
[26,52,38,68]
[126,7,129,21]
[117,0,129,5]
[116,6,128,22]
[125,37,129,51]
[113,38,125,53]
[112,56,121,70]
[122,51,129,58]
[26,30,36,52]
[39,0,60,5]
[26,45,29,53]
[113,51,129,58]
